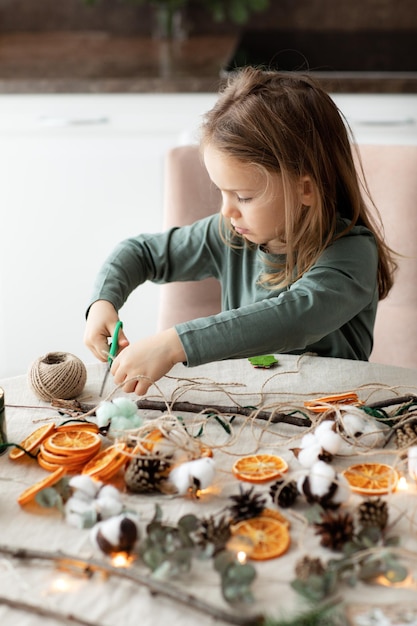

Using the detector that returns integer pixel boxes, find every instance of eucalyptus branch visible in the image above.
[0,594,100,626]
[0,544,264,626]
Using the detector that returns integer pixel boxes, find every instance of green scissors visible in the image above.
[99,320,123,397]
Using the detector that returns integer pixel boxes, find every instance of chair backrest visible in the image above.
[357,144,417,369]
[158,143,417,370]
[157,145,222,331]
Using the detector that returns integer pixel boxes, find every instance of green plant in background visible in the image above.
[203,0,270,24]
[84,0,270,26]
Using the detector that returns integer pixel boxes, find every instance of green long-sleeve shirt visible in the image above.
[89,213,379,366]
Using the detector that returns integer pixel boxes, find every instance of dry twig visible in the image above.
[0,544,264,626]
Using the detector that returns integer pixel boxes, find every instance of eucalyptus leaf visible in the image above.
[290,578,327,602]
[213,550,235,574]
[358,558,385,581]
[384,563,409,583]
[35,487,62,509]
[303,503,325,524]
[79,508,98,529]
[222,579,254,604]
[152,503,163,523]
[178,513,200,532]
[384,535,400,547]
[151,560,172,580]
[141,546,166,571]
[357,526,382,545]
[224,562,256,585]
[168,548,194,574]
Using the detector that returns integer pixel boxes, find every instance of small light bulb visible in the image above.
[111,552,132,568]
[236,551,247,564]
[397,476,409,491]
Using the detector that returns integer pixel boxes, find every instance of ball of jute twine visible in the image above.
[28,352,87,401]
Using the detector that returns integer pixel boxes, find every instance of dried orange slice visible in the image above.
[56,421,99,434]
[232,454,288,484]
[37,452,86,474]
[304,392,359,413]
[82,443,127,480]
[199,443,213,458]
[17,467,66,506]
[43,429,101,457]
[231,517,290,561]
[342,462,399,495]
[258,508,290,528]
[9,423,56,460]
[39,442,98,465]
[141,429,164,451]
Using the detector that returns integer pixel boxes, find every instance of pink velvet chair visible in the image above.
[158,143,417,370]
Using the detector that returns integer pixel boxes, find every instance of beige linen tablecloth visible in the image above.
[1,354,417,626]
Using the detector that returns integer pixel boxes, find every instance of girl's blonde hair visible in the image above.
[200,66,396,299]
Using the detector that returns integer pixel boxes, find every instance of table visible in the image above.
[1,354,417,626]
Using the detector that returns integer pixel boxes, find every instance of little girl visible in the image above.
[84,67,396,396]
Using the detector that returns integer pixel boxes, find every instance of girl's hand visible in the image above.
[84,300,129,362]
[111,328,186,396]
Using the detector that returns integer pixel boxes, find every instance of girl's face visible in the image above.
[203,145,288,254]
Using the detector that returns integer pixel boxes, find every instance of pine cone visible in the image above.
[295,555,326,581]
[196,515,231,554]
[314,510,354,551]
[395,420,417,449]
[124,455,172,493]
[269,479,298,508]
[228,485,267,523]
[357,498,389,531]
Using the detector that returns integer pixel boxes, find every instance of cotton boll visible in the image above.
[341,408,386,448]
[90,513,140,555]
[112,397,139,418]
[96,402,119,428]
[169,457,216,495]
[94,495,124,520]
[65,497,98,528]
[316,429,342,455]
[98,484,122,502]
[109,414,143,437]
[308,461,336,497]
[408,446,417,480]
[65,495,96,516]
[69,474,103,501]
[298,460,350,508]
[297,443,323,468]
[359,420,386,448]
[331,473,351,506]
[109,413,143,435]
[342,410,366,438]
[300,432,317,449]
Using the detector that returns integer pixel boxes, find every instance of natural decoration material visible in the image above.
[342,462,399,496]
[8,422,56,460]
[51,397,313,428]
[314,511,355,551]
[228,485,267,523]
[0,543,262,626]
[28,352,87,401]
[269,479,299,509]
[292,499,408,605]
[357,498,389,531]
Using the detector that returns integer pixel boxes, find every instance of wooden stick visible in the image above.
[0,594,100,626]
[0,545,264,626]
[51,397,311,428]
